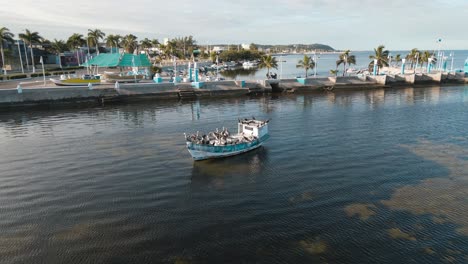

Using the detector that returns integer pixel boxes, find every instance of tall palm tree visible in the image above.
[105,34,121,54]
[50,39,68,53]
[407,48,420,69]
[368,45,389,75]
[121,34,138,54]
[19,29,42,73]
[151,39,160,48]
[296,55,315,77]
[0,27,15,74]
[420,51,433,69]
[140,38,152,55]
[258,54,278,77]
[67,33,86,65]
[87,29,105,55]
[336,50,356,76]
[394,54,402,66]
[50,39,68,68]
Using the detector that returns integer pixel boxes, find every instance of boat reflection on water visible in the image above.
[190,147,269,188]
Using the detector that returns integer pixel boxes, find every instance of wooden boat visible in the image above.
[185,118,270,161]
[50,74,101,86]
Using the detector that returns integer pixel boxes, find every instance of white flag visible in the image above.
[39,56,43,64]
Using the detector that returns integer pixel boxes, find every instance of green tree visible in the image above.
[420,50,433,69]
[249,43,258,51]
[336,50,356,76]
[368,45,389,75]
[258,54,278,77]
[19,29,42,73]
[406,48,420,69]
[121,34,138,54]
[394,54,402,66]
[296,55,315,77]
[67,33,86,64]
[50,39,68,54]
[105,34,121,53]
[140,38,152,55]
[87,29,105,54]
[151,39,160,48]
[50,39,68,68]
[0,27,15,74]
[210,51,217,63]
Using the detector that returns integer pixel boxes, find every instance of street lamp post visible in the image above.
[373,59,378,76]
[343,55,347,76]
[313,51,317,78]
[279,54,283,80]
[414,53,419,73]
[39,56,45,86]
[450,52,454,72]
[216,54,219,80]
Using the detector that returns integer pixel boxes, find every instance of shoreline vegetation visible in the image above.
[2,26,452,80]
[1,26,467,109]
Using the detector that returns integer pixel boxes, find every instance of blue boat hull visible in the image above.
[187,135,269,161]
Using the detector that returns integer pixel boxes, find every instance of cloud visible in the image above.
[2,0,467,49]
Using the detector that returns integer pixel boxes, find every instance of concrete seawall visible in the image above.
[0,81,251,107]
[1,73,466,108]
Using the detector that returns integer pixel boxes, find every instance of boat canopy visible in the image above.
[81,53,152,67]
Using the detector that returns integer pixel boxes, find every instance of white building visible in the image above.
[241,44,250,50]
[212,46,225,52]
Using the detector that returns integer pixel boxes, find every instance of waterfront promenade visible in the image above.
[0,71,466,108]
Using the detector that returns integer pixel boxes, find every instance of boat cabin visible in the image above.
[237,120,268,139]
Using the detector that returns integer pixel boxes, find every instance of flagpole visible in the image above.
[40,56,45,86]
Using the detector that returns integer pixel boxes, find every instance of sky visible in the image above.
[2,0,467,50]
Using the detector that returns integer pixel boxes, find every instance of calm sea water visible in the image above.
[221,50,468,80]
[0,85,467,263]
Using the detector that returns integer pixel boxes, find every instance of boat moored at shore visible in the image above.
[185,118,270,160]
[50,74,101,86]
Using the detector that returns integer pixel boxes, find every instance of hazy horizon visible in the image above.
[2,0,467,51]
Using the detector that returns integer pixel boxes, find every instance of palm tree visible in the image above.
[296,55,315,77]
[420,51,433,69]
[67,33,86,64]
[105,34,121,54]
[336,50,356,76]
[140,38,152,55]
[394,54,402,66]
[368,45,389,75]
[407,48,420,69]
[151,39,160,48]
[0,27,14,74]
[258,54,278,77]
[50,39,68,68]
[19,29,42,73]
[87,29,105,55]
[121,34,138,54]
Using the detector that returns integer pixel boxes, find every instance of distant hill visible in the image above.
[258,43,335,52]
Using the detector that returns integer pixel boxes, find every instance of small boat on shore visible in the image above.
[242,61,258,69]
[185,118,270,160]
[101,72,144,83]
[50,74,101,86]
